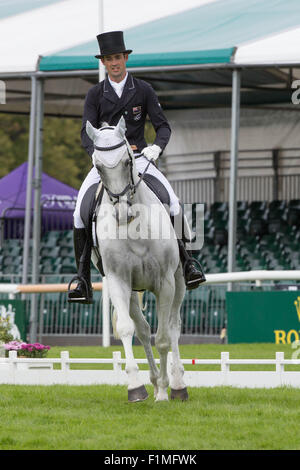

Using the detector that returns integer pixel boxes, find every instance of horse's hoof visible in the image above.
[170,387,189,401]
[128,385,148,402]
[155,389,169,402]
[155,395,169,402]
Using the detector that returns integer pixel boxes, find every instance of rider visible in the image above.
[68,31,205,304]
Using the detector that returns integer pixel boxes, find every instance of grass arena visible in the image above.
[1,343,300,450]
[2,0,300,455]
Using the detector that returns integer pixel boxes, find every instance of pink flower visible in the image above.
[9,341,51,357]
[4,341,23,350]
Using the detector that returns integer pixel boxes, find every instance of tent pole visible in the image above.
[22,75,37,286]
[29,78,44,343]
[98,0,110,346]
[227,69,241,292]
[98,0,106,83]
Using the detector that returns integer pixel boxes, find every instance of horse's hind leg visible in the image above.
[169,267,188,401]
[155,274,175,402]
[106,275,147,402]
[130,292,159,398]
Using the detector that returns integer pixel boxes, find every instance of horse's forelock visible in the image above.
[100,121,110,129]
[94,127,128,168]
[93,121,133,169]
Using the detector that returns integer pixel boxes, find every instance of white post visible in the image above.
[61,351,70,382]
[102,277,110,346]
[9,350,17,382]
[221,351,230,385]
[276,351,284,385]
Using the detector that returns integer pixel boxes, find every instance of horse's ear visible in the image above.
[86,120,96,141]
[115,116,126,138]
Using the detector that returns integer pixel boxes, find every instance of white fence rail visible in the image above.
[1,351,300,388]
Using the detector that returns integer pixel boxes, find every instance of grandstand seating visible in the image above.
[0,199,299,337]
[196,199,300,274]
[0,200,299,277]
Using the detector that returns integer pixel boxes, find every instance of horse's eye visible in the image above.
[124,158,130,167]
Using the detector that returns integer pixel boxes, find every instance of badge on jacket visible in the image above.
[132,106,142,121]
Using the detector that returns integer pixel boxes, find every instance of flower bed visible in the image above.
[4,341,50,358]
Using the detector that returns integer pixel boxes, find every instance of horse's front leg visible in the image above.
[130,292,159,398]
[106,275,148,402]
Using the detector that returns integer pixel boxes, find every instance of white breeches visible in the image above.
[73,157,181,228]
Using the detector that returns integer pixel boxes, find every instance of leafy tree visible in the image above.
[0,113,156,189]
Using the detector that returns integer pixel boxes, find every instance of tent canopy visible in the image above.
[0,0,207,73]
[1,0,300,115]
[39,0,300,71]
[0,162,77,219]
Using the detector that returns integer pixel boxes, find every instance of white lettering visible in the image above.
[291,79,300,104]
[161,455,172,464]
[104,454,139,467]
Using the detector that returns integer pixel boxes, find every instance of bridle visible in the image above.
[94,128,153,205]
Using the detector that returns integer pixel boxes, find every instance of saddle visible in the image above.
[80,173,170,276]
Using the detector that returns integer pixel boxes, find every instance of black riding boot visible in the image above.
[177,239,206,290]
[171,212,206,290]
[67,228,93,304]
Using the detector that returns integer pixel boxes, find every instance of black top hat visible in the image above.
[95,31,132,59]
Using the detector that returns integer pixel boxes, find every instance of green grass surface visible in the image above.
[1,343,300,450]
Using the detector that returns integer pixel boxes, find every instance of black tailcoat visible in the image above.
[81,73,171,157]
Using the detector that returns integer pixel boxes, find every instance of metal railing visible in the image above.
[1,274,299,341]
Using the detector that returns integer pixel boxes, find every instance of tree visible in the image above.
[0,113,156,189]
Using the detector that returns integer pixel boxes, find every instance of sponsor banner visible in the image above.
[227,291,300,344]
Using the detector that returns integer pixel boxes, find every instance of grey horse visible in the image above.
[86,117,187,402]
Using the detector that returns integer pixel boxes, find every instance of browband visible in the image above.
[94,140,126,151]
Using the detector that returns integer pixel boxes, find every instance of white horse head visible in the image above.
[87,118,137,235]
[86,116,129,168]
[86,117,138,222]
